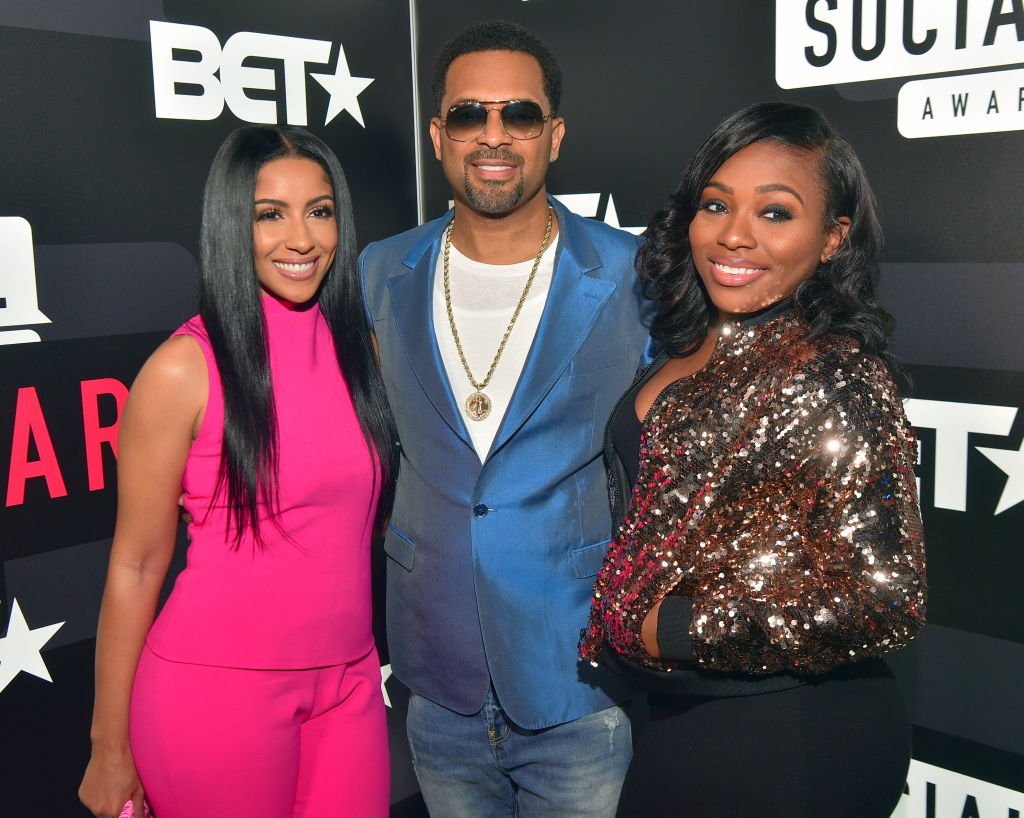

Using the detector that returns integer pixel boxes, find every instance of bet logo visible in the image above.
[149,20,373,127]
[0,217,50,346]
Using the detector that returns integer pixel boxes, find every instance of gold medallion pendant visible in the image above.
[465,391,492,421]
[443,207,554,422]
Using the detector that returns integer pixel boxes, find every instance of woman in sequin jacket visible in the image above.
[581,102,926,817]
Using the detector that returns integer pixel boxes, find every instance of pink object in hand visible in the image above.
[118,800,152,818]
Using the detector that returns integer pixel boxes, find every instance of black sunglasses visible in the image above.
[440,99,553,141]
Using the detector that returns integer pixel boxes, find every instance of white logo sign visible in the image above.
[380,663,393,707]
[149,20,373,127]
[892,759,1024,817]
[898,67,1024,137]
[775,0,1024,138]
[0,598,64,694]
[0,217,51,346]
[906,398,1024,515]
[555,193,644,235]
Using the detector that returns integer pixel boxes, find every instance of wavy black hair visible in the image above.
[199,125,398,546]
[639,101,906,388]
[431,20,563,114]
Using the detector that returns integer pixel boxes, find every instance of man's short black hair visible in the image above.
[432,21,563,115]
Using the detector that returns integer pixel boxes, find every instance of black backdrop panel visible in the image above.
[413,2,1024,816]
[0,1,418,814]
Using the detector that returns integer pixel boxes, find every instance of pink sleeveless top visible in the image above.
[146,294,380,669]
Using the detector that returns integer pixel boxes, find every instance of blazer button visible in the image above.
[473,504,488,518]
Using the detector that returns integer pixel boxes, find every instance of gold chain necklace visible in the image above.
[443,207,554,422]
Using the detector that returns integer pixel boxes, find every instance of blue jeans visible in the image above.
[406,686,632,817]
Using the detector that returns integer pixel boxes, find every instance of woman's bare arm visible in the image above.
[79,334,205,818]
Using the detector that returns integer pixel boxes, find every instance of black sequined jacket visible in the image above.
[580,309,926,679]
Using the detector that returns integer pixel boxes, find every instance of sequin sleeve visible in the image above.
[684,352,926,675]
[580,327,926,677]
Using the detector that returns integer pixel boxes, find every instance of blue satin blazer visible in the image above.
[360,197,650,729]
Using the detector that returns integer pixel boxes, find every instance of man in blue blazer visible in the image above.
[360,22,649,816]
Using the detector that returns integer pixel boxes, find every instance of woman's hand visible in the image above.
[640,597,664,658]
[79,742,145,818]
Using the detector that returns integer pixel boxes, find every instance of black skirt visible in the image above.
[617,657,910,818]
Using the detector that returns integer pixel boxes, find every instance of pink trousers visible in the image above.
[129,644,389,818]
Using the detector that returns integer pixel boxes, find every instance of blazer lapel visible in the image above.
[488,200,616,458]
[386,215,474,451]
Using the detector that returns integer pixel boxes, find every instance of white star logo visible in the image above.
[977,437,1024,515]
[379,662,393,708]
[0,598,64,693]
[602,194,644,235]
[310,45,373,127]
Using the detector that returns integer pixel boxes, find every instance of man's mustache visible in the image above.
[464,149,524,166]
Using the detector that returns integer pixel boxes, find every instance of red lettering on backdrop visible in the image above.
[81,378,129,491]
[6,386,68,506]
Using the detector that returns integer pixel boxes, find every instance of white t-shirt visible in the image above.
[432,237,559,460]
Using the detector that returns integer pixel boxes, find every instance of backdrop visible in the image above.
[1,2,1022,816]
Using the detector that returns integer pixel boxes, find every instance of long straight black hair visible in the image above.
[199,125,398,545]
[639,102,907,390]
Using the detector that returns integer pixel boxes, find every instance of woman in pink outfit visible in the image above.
[79,126,398,818]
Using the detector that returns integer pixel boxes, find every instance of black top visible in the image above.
[610,394,642,488]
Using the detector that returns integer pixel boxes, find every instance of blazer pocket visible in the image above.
[385,524,416,571]
[569,538,612,579]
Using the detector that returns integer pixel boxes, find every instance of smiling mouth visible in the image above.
[470,161,519,179]
[466,149,522,177]
[274,259,318,280]
[708,261,769,287]
[716,262,765,275]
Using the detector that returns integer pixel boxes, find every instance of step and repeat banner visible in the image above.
[2,1,1022,816]
[0,1,422,814]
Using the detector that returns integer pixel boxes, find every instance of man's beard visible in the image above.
[461,149,525,215]
[463,174,526,214]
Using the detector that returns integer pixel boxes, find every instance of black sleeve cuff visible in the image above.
[656,595,696,663]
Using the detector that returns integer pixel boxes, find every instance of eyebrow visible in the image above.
[704,181,805,205]
[755,183,804,204]
[254,194,334,207]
